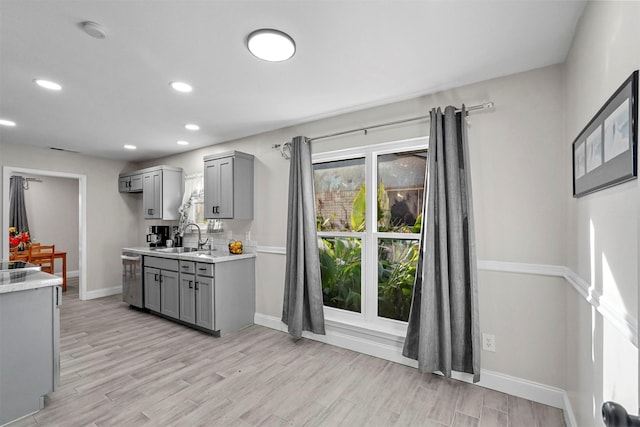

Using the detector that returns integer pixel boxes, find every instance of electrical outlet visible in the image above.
[482,333,496,352]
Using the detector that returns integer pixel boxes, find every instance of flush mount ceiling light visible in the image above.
[124,144,136,150]
[247,29,296,62]
[34,79,62,91]
[184,124,200,131]
[170,81,193,93]
[177,140,189,146]
[0,119,16,127]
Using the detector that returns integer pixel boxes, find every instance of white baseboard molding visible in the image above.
[83,286,121,300]
[55,269,79,278]
[254,312,577,426]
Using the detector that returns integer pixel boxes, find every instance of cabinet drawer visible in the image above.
[195,262,214,277]
[179,261,195,274]
[144,256,179,271]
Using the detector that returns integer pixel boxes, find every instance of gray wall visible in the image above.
[142,64,569,389]
[17,174,79,273]
[564,1,640,425]
[0,142,140,294]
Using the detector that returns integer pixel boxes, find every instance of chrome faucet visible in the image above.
[185,223,208,249]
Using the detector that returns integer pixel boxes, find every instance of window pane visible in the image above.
[377,151,427,232]
[318,237,362,313]
[314,158,366,232]
[377,238,420,321]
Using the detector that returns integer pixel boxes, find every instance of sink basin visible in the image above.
[192,251,223,258]
[154,247,199,253]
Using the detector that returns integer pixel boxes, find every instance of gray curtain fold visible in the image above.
[402,106,481,382]
[9,176,30,233]
[282,136,326,338]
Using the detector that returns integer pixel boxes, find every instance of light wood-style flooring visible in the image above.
[8,278,565,426]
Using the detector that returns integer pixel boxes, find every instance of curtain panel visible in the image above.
[282,136,326,338]
[9,175,30,233]
[403,106,481,382]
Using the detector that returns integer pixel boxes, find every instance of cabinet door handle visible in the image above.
[159,274,163,284]
[154,273,159,282]
[195,282,199,290]
[188,281,193,289]
[148,209,154,215]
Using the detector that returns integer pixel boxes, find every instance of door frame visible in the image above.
[3,166,88,300]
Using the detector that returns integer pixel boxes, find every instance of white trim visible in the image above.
[254,312,577,427]
[480,260,638,348]
[3,167,88,301]
[84,286,121,300]
[256,246,287,255]
[54,270,79,279]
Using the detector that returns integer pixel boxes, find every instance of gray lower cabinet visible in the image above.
[145,255,255,336]
[144,257,179,319]
[0,285,61,425]
[179,262,214,330]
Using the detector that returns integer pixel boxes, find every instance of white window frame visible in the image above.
[313,136,428,336]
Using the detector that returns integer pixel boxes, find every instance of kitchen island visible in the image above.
[122,247,256,336]
[0,263,62,426]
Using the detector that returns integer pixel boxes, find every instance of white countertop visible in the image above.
[122,247,256,263]
[0,269,63,294]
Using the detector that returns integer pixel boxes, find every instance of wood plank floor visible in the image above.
[8,278,565,426]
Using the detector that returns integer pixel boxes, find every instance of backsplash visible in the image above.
[181,233,256,254]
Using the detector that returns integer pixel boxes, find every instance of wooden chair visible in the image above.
[9,246,30,262]
[30,244,55,274]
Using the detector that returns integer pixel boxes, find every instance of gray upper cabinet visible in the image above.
[119,165,183,220]
[118,172,143,193]
[204,151,254,220]
[141,165,183,220]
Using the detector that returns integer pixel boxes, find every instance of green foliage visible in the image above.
[318,184,422,320]
[350,185,366,232]
[318,237,362,312]
[377,239,420,321]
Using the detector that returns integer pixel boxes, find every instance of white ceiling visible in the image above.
[0,0,586,162]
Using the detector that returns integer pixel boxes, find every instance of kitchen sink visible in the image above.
[153,247,199,253]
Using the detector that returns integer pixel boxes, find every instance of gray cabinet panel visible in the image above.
[179,273,196,324]
[195,276,214,330]
[0,286,58,425]
[204,151,253,220]
[143,171,162,219]
[144,267,161,312]
[160,270,179,319]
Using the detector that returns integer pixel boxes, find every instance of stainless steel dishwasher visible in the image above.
[122,251,143,308]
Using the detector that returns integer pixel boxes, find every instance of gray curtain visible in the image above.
[9,175,30,233]
[402,106,481,382]
[282,136,326,338]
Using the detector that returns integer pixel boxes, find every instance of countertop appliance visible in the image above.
[122,251,143,308]
[146,225,170,248]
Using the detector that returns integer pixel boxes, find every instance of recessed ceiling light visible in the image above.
[177,140,189,146]
[34,79,62,91]
[185,124,200,131]
[170,81,193,93]
[124,144,136,150]
[0,119,16,127]
[247,29,296,62]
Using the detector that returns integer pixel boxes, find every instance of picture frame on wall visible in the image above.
[572,70,638,197]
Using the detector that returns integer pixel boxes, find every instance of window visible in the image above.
[313,138,427,329]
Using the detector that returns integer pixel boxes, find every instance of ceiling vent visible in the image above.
[81,21,107,39]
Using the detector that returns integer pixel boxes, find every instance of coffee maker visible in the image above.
[146,225,170,247]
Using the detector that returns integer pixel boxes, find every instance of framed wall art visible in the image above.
[572,70,638,197]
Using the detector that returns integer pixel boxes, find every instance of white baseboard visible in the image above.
[83,286,121,300]
[55,269,79,278]
[253,312,576,426]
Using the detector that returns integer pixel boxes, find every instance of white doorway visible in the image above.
[2,166,88,300]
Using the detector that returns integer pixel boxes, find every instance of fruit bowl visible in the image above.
[228,240,243,254]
